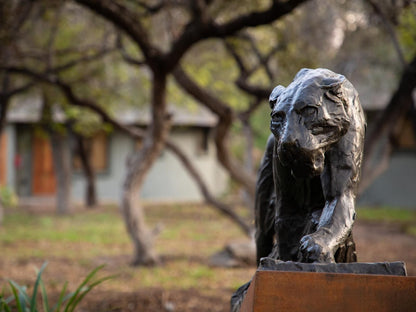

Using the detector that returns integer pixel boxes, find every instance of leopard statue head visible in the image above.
[269,68,360,178]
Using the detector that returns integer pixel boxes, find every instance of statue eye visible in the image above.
[270,111,285,133]
[301,106,317,119]
[271,111,285,125]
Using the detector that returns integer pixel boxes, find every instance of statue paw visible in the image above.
[299,235,334,263]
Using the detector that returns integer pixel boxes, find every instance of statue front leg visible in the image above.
[299,193,355,263]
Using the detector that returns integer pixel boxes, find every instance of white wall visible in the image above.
[358,151,416,209]
[71,128,228,203]
[5,125,16,188]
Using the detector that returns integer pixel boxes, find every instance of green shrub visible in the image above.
[0,186,18,208]
[0,262,113,312]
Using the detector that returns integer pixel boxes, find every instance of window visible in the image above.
[395,115,416,150]
[196,127,210,156]
[73,131,109,172]
[0,132,7,185]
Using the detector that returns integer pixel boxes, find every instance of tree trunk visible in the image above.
[241,116,255,211]
[75,134,97,207]
[41,88,72,214]
[0,201,3,227]
[0,75,10,227]
[172,66,256,197]
[120,71,171,266]
[50,131,72,214]
[166,141,253,236]
[214,115,256,198]
[359,55,416,194]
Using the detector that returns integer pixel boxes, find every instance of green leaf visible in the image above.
[0,294,12,312]
[51,282,69,312]
[31,262,48,312]
[65,275,114,312]
[63,265,105,312]
[39,279,50,312]
[8,282,25,312]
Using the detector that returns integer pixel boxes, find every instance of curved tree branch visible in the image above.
[173,65,257,196]
[75,0,307,73]
[4,65,252,236]
[365,0,407,68]
[166,0,307,69]
[360,54,416,194]
[74,0,159,67]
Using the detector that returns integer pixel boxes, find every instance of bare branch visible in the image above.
[238,97,262,122]
[365,0,407,68]
[3,65,145,136]
[224,40,248,77]
[360,54,416,193]
[131,0,165,14]
[75,0,159,67]
[235,32,276,80]
[359,137,393,194]
[116,34,146,66]
[173,65,256,196]
[166,0,308,69]
[166,141,252,236]
[224,36,276,99]
[235,78,271,99]
[364,54,416,156]
[4,64,252,236]
[0,81,35,98]
[53,47,117,73]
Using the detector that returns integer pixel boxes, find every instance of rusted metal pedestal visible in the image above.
[240,270,416,312]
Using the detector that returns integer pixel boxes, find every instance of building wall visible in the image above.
[71,130,131,202]
[71,128,228,203]
[1,125,16,188]
[141,128,228,201]
[0,131,6,185]
[358,151,416,209]
[7,123,416,208]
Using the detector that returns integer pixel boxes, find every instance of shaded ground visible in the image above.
[354,221,416,275]
[78,221,416,312]
[0,204,415,312]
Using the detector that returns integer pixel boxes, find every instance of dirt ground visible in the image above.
[80,221,416,311]
[1,216,415,312]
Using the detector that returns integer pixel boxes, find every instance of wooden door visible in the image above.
[32,135,56,194]
[0,132,6,186]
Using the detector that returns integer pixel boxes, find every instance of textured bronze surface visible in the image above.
[256,68,365,264]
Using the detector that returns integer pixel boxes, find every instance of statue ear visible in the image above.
[320,76,345,103]
[269,85,285,109]
[294,68,311,80]
[321,76,352,130]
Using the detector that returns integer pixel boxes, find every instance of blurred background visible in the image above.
[0,0,415,311]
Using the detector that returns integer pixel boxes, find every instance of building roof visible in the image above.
[7,93,218,127]
[116,106,217,127]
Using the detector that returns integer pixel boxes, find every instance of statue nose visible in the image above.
[281,120,298,145]
[281,140,299,158]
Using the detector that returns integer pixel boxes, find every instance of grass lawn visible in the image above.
[357,206,416,236]
[0,203,415,311]
[0,204,255,303]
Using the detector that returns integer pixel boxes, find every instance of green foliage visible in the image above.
[358,207,416,237]
[251,105,273,149]
[0,205,253,292]
[0,262,112,312]
[1,210,129,246]
[357,207,416,222]
[182,40,251,111]
[0,186,18,208]
[397,4,416,61]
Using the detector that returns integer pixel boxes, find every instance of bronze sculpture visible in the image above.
[256,68,366,264]
[231,68,367,311]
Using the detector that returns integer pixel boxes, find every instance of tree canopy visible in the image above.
[1,0,415,264]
